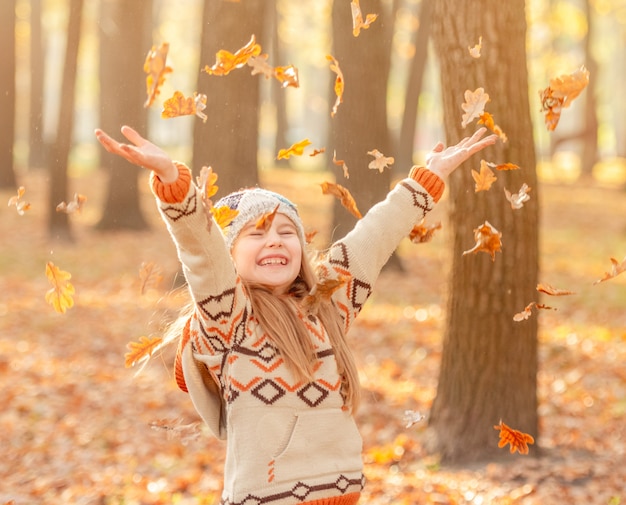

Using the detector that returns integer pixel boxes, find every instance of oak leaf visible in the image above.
[536,283,576,296]
[409,219,442,244]
[255,204,279,232]
[56,193,87,214]
[478,112,507,142]
[125,335,164,368]
[45,262,75,314]
[461,87,490,128]
[539,66,589,131]
[504,183,531,210]
[593,256,626,285]
[351,0,378,37]
[320,181,362,219]
[277,139,312,160]
[248,54,300,88]
[327,54,344,117]
[302,276,347,313]
[139,261,163,295]
[143,42,173,108]
[211,205,239,230]
[471,160,497,192]
[196,166,219,200]
[367,149,394,173]
[494,420,535,455]
[204,35,262,76]
[513,301,556,321]
[462,221,502,261]
[161,91,208,122]
[7,186,31,215]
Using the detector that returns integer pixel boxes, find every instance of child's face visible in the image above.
[231,213,302,294]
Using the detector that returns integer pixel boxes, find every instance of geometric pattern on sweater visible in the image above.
[398,180,434,214]
[161,193,197,221]
[221,474,365,505]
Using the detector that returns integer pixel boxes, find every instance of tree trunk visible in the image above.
[0,0,17,189]
[427,0,539,463]
[48,0,84,240]
[579,0,598,180]
[396,0,433,169]
[29,0,47,170]
[192,0,266,195]
[95,0,151,231]
[328,0,394,241]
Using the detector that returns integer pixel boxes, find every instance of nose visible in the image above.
[266,229,283,247]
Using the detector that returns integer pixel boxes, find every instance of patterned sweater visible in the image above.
[151,165,443,505]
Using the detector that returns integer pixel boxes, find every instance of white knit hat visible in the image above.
[215,188,306,249]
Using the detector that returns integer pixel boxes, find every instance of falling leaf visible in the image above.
[273,64,299,88]
[56,193,87,214]
[203,34,262,76]
[45,262,75,314]
[7,186,31,215]
[277,139,312,160]
[504,183,531,210]
[150,418,203,445]
[409,219,442,244]
[196,166,219,201]
[333,150,350,178]
[593,256,626,285]
[468,36,482,58]
[305,230,318,244]
[536,283,576,296]
[539,66,589,131]
[494,420,535,455]
[487,161,520,171]
[161,91,208,122]
[143,42,173,108]
[351,0,378,37]
[403,410,426,428]
[139,261,163,295]
[125,335,164,368]
[471,160,497,192]
[462,221,502,261]
[327,54,344,117]
[513,301,556,321]
[302,276,347,313]
[255,204,279,232]
[211,205,239,230]
[309,148,325,157]
[367,149,395,173]
[478,112,508,142]
[461,87,490,128]
[320,181,362,219]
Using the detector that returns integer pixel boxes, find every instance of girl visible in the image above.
[95,125,496,505]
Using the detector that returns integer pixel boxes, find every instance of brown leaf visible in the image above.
[255,204,280,232]
[409,219,442,244]
[593,256,626,285]
[320,181,362,219]
[494,420,535,455]
[536,283,576,296]
[462,221,502,261]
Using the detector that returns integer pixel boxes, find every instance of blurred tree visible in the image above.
[328,0,398,244]
[29,0,46,169]
[427,0,539,463]
[48,0,84,240]
[96,0,151,230]
[396,0,433,169]
[0,0,17,189]
[192,0,266,195]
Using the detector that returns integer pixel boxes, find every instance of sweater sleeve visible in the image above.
[322,172,442,333]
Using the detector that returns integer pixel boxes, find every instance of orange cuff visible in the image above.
[150,161,192,203]
[408,166,445,202]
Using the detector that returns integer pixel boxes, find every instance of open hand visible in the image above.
[94,126,179,183]
[425,128,498,180]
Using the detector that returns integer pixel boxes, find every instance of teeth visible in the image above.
[261,258,286,266]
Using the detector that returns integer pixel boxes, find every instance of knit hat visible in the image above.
[215,188,306,249]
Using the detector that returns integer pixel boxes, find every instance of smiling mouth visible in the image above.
[260,257,287,266]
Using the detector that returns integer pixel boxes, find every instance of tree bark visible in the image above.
[427,0,539,463]
[29,0,46,170]
[0,0,17,189]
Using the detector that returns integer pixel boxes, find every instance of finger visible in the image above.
[431,141,445,153]
[120,125,147,147]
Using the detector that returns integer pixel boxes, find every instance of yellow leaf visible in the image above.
[125,335,164,368]
[144,42,173,108]
[204,35,262,76]
[211,205,239,230]
[45,262,75,314]
[471,160,497,192]
[277,139,312,160]
[351,0,378,37]
[161,91,208,122]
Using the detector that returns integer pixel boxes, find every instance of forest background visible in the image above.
[0,0,625,504]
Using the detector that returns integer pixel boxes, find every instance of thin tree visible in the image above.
[0,0,17,189]
[29,0,46,169]
[427,0,539,463]
[48,0,84,240]
[96,0,151,230]
[192,0,266,195]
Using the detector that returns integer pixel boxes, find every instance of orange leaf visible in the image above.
[204,34,262,76]
[162,91,208,122]
[539,66,589,131]
[7,186,31,215]
[489,161,520,171]
[327,54,344,117]
[409,219,442,244]
[196,166,219,200]
[277,139,312,160]
[305,230,318,244]
[255,204,280,232]
[56,193,87,214]
[504,183,531,210]
[367,149,394,173]
[125,335,164,368]
[494,420,535,455]
[536,283,576,296]
[139,261,163,295]
[144,42,173,108]
[461,87,490,128]
[351,0,378,37]
[471,160,497,192]
[273,64,299,88]
[478,112,508,142]
[211,205,239,230]
[320,181,362,219]
[309,148,325,157]
[513,301,556,321]
[332,150,350,179]
[45,262,75,314]
[303,276,347,313]
[593,256,626,285]
[462,221,502,261]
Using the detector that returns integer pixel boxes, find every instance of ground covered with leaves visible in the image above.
[1,168,625,504]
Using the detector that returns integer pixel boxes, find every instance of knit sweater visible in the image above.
[151,164,443,505]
